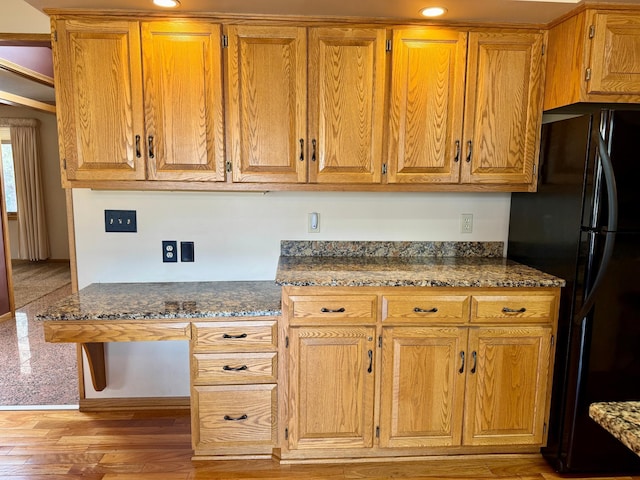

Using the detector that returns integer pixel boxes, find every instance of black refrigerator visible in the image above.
[508,109,640,474]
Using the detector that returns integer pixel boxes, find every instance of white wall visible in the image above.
[73,188,511,398]
[0,0,50,33]
[0,106,69,260]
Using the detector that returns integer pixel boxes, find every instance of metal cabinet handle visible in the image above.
[502,307,527,313]
[466,140,472,163]
[321,307,345,313]
[459,351,465,374]
[135,135,141,158]
[367,349,373,373]
[454,140,460,162]
[471,351,477,374]
[414,307,438,313]
[224,414,248,421]
[223,365,248,371]
[312,139,317,161]
[222,333,248,339]
[299,138,304,161]
[148,135,155,159]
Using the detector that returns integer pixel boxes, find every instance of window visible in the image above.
[0,127,17,218]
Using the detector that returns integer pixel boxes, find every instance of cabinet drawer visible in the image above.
[289,295,377,325]
[192,384,276,448]
[192,352,277,385]
[382,295,470,323]
[471,294,557,323]
[192,321,277,352]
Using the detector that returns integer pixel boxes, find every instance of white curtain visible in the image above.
[0,118,50,261]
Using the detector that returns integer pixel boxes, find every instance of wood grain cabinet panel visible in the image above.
[471,294,557,323]
[379,326,468,447]
[463,326,552,446]
[192,352,277,385]
[461,31,544,189]
[192,321,277,352]
[288,326,376,449]
[54,19,145,181]
[382,294,470,323]
[387,28,467,184]
[142,21,225,181]
[289,294,377,325]
[225,25,307,183]
[308,27,387,184]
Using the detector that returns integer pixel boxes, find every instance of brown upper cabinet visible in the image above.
[387,28,545,190]
[545,8,640,110]
[53,18,225,184]
[225,25,386,184]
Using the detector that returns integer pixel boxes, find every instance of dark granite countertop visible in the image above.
[590,401,640,457]
[276,256,565,288]
[36,281,282,321]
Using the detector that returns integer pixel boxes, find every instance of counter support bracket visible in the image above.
[82,342,107,391]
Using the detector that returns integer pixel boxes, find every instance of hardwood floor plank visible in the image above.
[0,463,72,474]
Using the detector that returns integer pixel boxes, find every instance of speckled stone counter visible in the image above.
[36,281,282,321]
[590,401,640,457]
[276,241,565,288]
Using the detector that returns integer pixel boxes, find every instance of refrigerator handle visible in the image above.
[573,132,618,324]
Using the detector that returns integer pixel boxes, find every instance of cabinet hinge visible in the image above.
[378,336,382,348]
[382,163,387,175]
[589,25,595,39]
[585,68,592,81]
[225,161,232,173]
[285,336,289,348]
[543,423,547,436]
[386,39,392,52]
[222,34,228,48]
[376,426,380,438]
[541,44,545,56]
[63,158,67,170]
[285,428,289,440]
[551,335,555,347]
[53,30,58,42]
[533,163,537,177]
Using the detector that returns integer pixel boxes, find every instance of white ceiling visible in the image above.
[22,0,640,25]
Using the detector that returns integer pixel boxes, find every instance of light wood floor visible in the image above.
[0,408,638,480]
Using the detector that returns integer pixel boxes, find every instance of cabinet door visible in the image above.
[463,326,552,446]
[379,326,468,447]
[589,12,640,95]
[288,326,376,449]
[54,19,145,181]
[387,28,467,184]
[461,32,544,188]
[308,27,386,184]
[142,21,225,181]
[226,25,307,183]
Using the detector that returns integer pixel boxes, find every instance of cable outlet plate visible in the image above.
[162,240,178,262]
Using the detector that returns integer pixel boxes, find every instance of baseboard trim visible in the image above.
[79,396,190,412]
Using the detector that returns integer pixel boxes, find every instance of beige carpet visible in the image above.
[11,261,72,309]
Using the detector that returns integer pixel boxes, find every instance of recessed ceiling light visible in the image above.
[420,6,447,17]
[153,0,180,7]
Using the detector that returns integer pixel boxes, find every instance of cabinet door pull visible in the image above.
[312,139,317,161]
[466,140,473,163]
[222,333,248,339]
[224,414,248,421]
[414,307,438,313]
[135,135,141,158]
[148,135,155,159]
[459,351,465,373]
[222,365,248,371]
[502,307,527,313]
[299,138,304,161]
[321,307,345,313]
[367,349,373,373]
[471,351,477,374]
[454,140,460,162]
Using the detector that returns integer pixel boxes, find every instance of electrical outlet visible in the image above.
[162,240,178,262]
[460,213,473,234]
[105,210,137,232]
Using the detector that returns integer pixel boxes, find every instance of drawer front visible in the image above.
[289,295,377,325]
[382,295,470,323]
[192,352,277,384]
[471,294,557,323]
[192,321,277,352]
[192,384,276,448]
